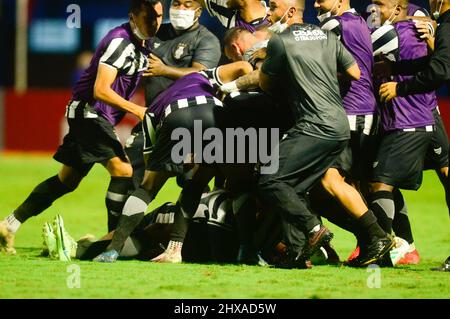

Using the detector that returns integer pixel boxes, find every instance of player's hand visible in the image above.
[135,106,147,121]
[379,82,398,103]
[250,48,267,63]
[219,81,239,94]
[144,53,167,77]
[373,55,393,80]
[414,20,433,40]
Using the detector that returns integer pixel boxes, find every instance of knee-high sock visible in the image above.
[14,175,74,223]
[170,180,205,243]
[105,177,134,232]
[392,189,414,244]
[370,191,395,234]
[107,187,152,252]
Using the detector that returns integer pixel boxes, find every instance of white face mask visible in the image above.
[317,0,340,23]
[383,4,399,25]
[242,40,269,62]
[268,8,291,34]
[130,16,151,41]
[433,0,444,20]
[170,8,198,30]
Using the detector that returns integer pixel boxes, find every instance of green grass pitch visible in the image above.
[0,154,449,299]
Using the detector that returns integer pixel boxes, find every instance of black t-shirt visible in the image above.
[145,23,221,105]
[261,23,355,141]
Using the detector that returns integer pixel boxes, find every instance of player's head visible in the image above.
[267,0,305,31]
[129,0,163,40]
[170,0,203,31]
[223,27,260,61]
[314,0,348,22]
[430,0,449,20]
[372,0,408,25]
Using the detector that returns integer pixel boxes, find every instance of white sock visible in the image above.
[408,243,416,253]
[6,213,21,234]
[310,224,321,234]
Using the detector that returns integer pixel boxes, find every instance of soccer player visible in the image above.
[0,0,163,255]
[368,0,436,244]
[92,61,255,263]
[125,0,221,187]
[199,0,271,32]
[257,0,394,269]
[377,0,450,270]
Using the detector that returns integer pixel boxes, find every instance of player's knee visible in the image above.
[110,163,133,177]
[321,169,344,194]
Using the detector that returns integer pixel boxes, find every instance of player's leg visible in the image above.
[151,165,216,263]
[102,157,135,232]
[0,164,86,254]
[94,169,172,262]
[258,133,343,268]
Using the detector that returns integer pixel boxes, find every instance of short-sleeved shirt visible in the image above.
[204,0,270,32]
[72,23,149,126]
[378,21,435,131]
[321,9,377,115]
[145,24,221,104]
[261,24,354,141]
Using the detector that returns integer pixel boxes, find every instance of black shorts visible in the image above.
[259,128,348,195]
[424,108,449,170]
[372,129,433,190]
[332,114,379,181]
[54,112,127,176]
[143,96,223,174]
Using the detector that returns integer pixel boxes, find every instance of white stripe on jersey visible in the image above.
[100,38,124,63]
[321,18,340,32]
[113,43,135,70]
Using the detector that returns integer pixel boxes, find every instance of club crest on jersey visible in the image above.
[173,43,188,60]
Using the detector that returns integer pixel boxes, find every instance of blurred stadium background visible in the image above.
[0,0,448,154]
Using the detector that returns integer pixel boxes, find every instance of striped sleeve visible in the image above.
[199,67,223,90]
[204,0,235,28]
[100,38,135,71]
[320,17,342,40]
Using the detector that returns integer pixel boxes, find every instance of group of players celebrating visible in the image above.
[1,0,449,271]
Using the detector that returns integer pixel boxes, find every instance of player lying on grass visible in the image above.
[0,0,163,254]
[41,188,340,266]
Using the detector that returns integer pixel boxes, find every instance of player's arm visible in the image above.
[259,34,286,93]
[217,61,253,83]
[144,54,208,79]
[95,37,147,120]
[94,64,146,121]
[336,38,360,81]
[393,23,450,97]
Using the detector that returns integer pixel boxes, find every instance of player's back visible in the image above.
[322,10,376,115]
[148,72,217,121]
[275,24,350,141]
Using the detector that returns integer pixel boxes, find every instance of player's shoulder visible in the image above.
[196,25,221,44]
[320,16,342,37]
[99,23,133,48]
[371,24,399,57]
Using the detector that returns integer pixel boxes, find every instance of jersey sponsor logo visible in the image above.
[434,147,442,155]
[293,29,327,41]
[173,43,188,60]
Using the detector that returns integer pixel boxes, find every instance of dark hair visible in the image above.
[130,0,160,15]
